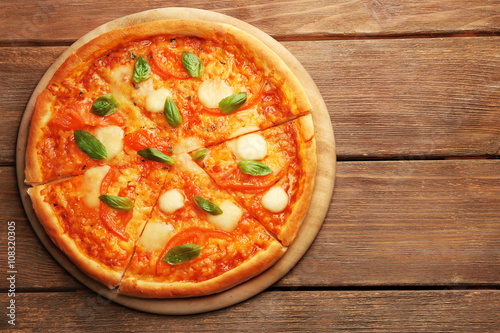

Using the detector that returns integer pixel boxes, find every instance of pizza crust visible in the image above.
[278,115,317,246]
[25,90,56,185]
[118,241,285,298]
[28,186,123,288]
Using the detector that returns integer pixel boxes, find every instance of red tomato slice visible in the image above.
[151,44,189,80]
[99,168,134,241]
[156,227,232,273]
[237,81,265,112]
[51,106,87,130]
[208,164,286,193]
[51,102,126,130]
[124,129,170,154]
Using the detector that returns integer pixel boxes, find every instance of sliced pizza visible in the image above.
[28,160,169,288]
[25,55,158,184]
[191,115,316,246]
[25,19,316,298]
[119,153,285,298]
[68,19,311,155]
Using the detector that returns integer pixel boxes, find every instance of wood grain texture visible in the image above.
[285,37,500,159]
[2,0,500,44]
[0,47,62,165]
[282,159,500,287]
[1,37,500,164]
[3,160,499,290]
[2,290,498,331]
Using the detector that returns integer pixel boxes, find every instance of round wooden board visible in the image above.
[16,7,336,315]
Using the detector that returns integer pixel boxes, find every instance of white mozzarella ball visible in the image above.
[233,133,268,161]
[198,79,233,109]
[145,88,172,113]
[81,165,111,209]
[138,222,175,252]
[207,200,242,232]
[94,125,124,160]
[261,187,289,213]
[158,189,185,214]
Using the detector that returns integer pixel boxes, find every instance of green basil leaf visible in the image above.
[237,160,273,176]
[162,244,203,265]
[133,55,151,83]
[193,195,223,215]
[164,97,182,127]
[90,93,120,117]
[138,148,175,165]
[219,92,247,114]
[98,195,134,212]
[182,52,205,78]
[192,148,209,161]
[74,130,107,160]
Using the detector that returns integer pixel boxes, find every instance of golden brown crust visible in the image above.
[73,20,231,63]
[25,90,56,185]
[28,186,123,289]
[225,25,312,114]
[45,53,84,91]
[118,241,285,298]
[278,115,317,246]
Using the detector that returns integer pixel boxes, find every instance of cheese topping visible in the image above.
[138,222,175,252]
[94,125,124,160]
[261,186,289,213]
[207,200,242,232]
[81,165,111,209]
[198,79,233,109]
[145,88,172,113]
[158,189,185,214]
[172,137,203,155]
[228,125,260,140]
[107,64,134,104]
[232,133,268,161]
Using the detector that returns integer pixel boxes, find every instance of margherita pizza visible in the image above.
[25,19,316,298]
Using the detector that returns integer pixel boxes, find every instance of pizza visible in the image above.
[25,19,316,298]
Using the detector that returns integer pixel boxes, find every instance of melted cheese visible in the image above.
[228,125,260,140]
[231,133,268,161]
[81,165,110,209]
[172,137,203,155]
[198,79,233,109]
[207,200,242,232]
[145,88,172,113]
[158,189,185,214]
[138,222,174,252]
[261,186,289,213]
[107,64,134,104]
[94,126,124,160]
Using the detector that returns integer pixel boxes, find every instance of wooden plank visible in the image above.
[2,1,500,44]
[0,47,62,165]
[3,290,499,331]
[0,167,83,291]
[285,37,500,159]
[2,37,500,164]
[281,159,500,287]
[3,160,499,290]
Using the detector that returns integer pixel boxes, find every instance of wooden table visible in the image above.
[1,1,499,331]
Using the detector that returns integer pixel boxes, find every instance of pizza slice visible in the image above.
[28,160,169,288]
[191,115,316,246]
[119,153,285,298]
[25,53,159,184]
[73,20,311,155]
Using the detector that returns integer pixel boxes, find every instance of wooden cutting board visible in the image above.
[16,7,336,315]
